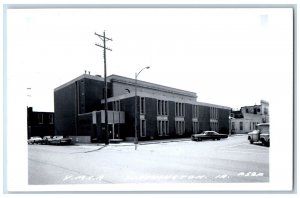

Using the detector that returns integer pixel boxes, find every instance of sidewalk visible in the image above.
[74,134,245,147]
[74,137,191,147]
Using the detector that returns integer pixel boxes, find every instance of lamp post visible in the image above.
[134,66,150,150]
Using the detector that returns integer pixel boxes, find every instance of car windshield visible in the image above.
[258,125,269,134]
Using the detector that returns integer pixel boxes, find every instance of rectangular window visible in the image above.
[140,97,145,114]
[140,119,146,137]
[158,100,162,115]
[176,121,185,135]
[193,121,199,134]
[158,120,169,136]
[193,105,199,118]
[38,113,43,124]
[49,114,54,124]
[157,120,161,136]
[166,121,169,135]
[240,122,243,131]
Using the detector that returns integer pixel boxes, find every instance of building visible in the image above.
[230,100,269,134]
[27,107,55,139]
[54,73,231,143]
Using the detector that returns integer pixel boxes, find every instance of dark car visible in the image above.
[191,131,228,141]
[49,136,72,145]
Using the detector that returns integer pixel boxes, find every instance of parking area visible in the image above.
[28,135,269,184]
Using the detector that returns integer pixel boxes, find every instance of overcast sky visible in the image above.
[7,8,293,112]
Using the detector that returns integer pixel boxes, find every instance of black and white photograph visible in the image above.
[3,3,295,194]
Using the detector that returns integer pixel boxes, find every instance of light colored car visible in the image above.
[27,136,43,144]
[42,136,53,144]
[248,123,269,146]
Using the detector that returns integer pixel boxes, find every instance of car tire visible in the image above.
[250,140,254,144]
[198,138,202,141]
[217,138,220,140]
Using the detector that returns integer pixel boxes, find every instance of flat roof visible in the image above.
[108,74,197,98]
[103,93,231,110]
[54,74,104,92]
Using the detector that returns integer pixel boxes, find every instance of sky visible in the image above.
[7,8,293,112]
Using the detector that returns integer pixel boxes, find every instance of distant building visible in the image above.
[54,73,231,143]
[27,107,54,139]
[230,100,269,134]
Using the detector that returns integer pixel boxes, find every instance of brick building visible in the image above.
[27,107,55,139]
[54,73,231,143]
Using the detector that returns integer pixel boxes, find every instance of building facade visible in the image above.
[230,100,269,134]
[27,107,55,139]
[54,73,231,143]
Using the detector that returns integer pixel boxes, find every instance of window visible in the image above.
[140,97,145,114]
[157,120,169,136]
[210,121,219,132]
[210,107,218,119]
[140,119,146,137]
[163,101,168,115]
[112,100,120,111]
[49,114,54,124]
[240,122,243,131]
[193,121,199,134]
[176,121,185,135]
[192,105,198,118]
[38,113,43,124]
[157,100,168,115]
[175,102,185,117]
[157,100,161,115]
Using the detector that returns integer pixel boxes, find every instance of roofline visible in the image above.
[54,74,104,92]
[107,74,197,98]
[102,93,231,110]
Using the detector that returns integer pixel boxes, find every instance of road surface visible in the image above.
[28,135,269,184]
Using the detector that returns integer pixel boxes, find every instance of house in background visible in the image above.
[230,100,269,134]
[27,107,55,139]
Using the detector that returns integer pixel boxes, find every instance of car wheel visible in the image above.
[217,138,220,140]
[250,140,254,144]
[198,138,202,141]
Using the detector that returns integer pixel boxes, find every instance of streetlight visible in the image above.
[134,66,150,150]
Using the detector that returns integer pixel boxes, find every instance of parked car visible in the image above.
[248,123,269,146]
[49,136,72,145]
[191,131,228,141]
[42,136,53,145]
[27,136,43,144]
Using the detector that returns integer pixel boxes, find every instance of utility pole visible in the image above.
[95,31,112,145]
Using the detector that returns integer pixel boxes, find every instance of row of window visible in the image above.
[38,114,54,124]
[139,120,201,137]
[210,107,218,120]
[157,120,169,136]
[175,102,185,117]
[192,105,199,118]
[112,98,219,119]
[157,100,168,116]
[232,122,260,131]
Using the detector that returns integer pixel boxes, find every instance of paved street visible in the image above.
[28,135,269,184]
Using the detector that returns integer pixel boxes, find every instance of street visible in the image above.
[28,135,269,184]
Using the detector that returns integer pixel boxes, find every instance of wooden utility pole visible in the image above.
[95,31,112,145]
